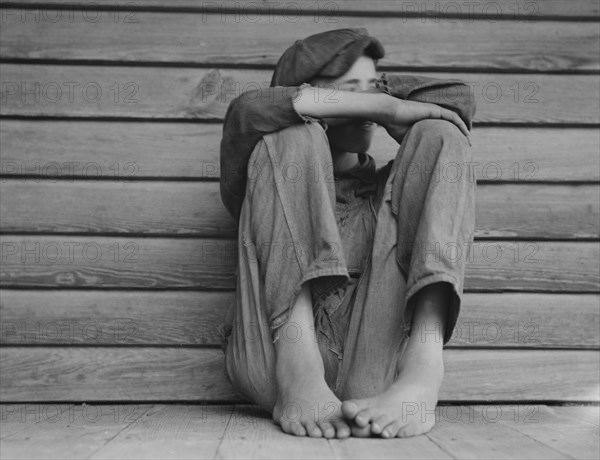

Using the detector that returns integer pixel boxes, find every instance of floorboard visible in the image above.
[0,404,152,459]
[497,406,600,459]
[89,404,232,460]
[1,405,597,459]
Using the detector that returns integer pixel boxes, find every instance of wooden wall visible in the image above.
[0,0,599,403]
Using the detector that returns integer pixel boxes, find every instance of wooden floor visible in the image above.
[1,404,598,459]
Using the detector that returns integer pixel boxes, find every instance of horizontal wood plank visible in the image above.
[1,122,599,182]
[1,404,597,460]
[0,237,598,291]
[3,1,599,19]
[491,405,600,460]
[0,403,152,459]
[1,348,598,402]
[1,290,598,348]
[556,406,600,426]
[1,182,598,239]
[1,12,598,72]
[1,66,598,124]
[88,404,232,460]
[217,407,340,460]
[427,404,600,460]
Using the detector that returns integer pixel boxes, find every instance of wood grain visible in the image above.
[427,406,571,459]
[555,406,600,427]
[2,121,598,181]
[1,290,598,348]
[1,12,598,72]
[1,181,597,239]
[0,236,598,291]
[1,404,597,460]
[88,404,232,460]
[0,403,153,459]
[4,1,599,19]
[1,348,598,402]
[494,405,600,459]
[1,66,598,124]
[218,405,336,459]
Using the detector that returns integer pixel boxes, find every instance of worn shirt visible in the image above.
[333,152,379,277]
[220,73,476,222]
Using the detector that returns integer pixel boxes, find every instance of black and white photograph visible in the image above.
[0,1,599,458]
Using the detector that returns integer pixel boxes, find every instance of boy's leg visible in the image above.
[272,282,351,438]
[336,119,475,437]
[223,123,351,437]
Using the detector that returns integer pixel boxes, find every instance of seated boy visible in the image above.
[220,28,476,439]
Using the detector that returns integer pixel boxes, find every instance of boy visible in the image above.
[220,28,476,438]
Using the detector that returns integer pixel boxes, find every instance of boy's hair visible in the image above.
[270,28,385,87]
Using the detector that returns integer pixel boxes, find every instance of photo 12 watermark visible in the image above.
[1,81,140,105]
[1,241,140,265]
[0,5,139,23]
[1,161,141,182]
[0,404,144,424]
[1,320,139,344]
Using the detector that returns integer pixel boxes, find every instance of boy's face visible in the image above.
[310,55,379,154]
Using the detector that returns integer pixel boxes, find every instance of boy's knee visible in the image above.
[410,119,469,150]
[406,119,471,161]
[266,122,330,162]
[410,119,463,138]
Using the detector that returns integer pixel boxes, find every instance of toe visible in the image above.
[304,421,322,438]
[355,409,373,427]
[350,423,372,438]
[341,399,363,419]
[318,422,336,439]
[370,415,391,435]
[397,425,416,438]
[398,419,434,438]
[332,420,351,439]
[381,420,405,439]
[290,422,307,437]
[279,419,291,434]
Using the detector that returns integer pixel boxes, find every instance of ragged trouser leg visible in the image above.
[223,122,350,409]
[335,119,476,400]
[223,118,476,405]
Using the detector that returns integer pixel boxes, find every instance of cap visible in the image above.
[270,28,385,87]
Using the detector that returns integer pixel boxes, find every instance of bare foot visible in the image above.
[273,365,351,439]
[270,283,351,438]
[342,356,443,438]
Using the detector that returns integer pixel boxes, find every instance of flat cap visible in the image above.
[270,28,385,87]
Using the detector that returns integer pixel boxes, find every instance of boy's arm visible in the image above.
[292,85,470,142]
[379,73,477,131]
[220,81,473,220]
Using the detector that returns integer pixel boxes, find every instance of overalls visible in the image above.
[222,119,475,408]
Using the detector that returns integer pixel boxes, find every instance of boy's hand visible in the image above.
[383,99,470,144]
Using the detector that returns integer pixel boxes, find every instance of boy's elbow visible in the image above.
[458,83,476,128]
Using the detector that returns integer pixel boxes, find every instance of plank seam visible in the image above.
[496,416,579,459]
[83,403,155,460]
[1,3,598,22]
[1,59,599,75]
[1,399,597,405]
[1,116,598,128]
[1,287,598,294]
[1,232,598,242]
[1,177,599,186]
